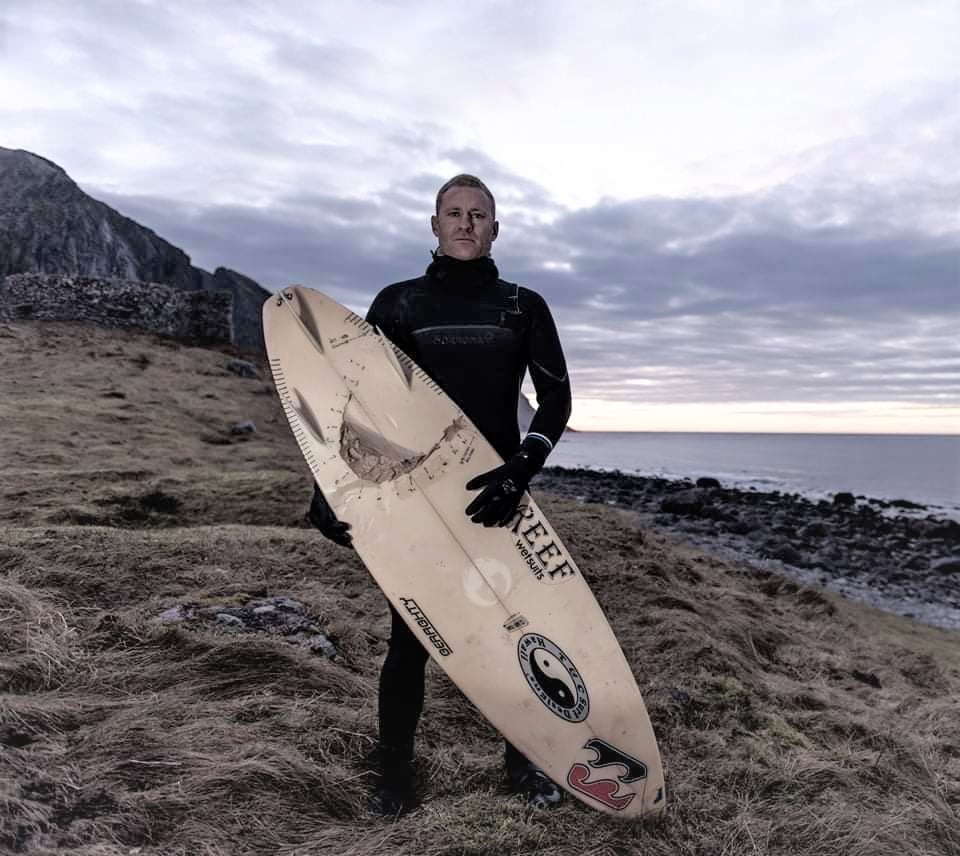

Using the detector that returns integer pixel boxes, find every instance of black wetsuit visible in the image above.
[322,254,572,766]
[367,255,571,459]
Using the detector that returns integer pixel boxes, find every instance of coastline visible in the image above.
[547,431,960,517]
[533,465,960,631]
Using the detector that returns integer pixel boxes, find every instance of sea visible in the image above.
[548,432,960,521]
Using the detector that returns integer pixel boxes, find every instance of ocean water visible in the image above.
[548,432,960,519]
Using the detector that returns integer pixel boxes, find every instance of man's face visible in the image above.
[431,185,499,260]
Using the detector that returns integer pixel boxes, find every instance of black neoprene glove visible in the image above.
[465,436,550,527]
[307,485,353,547]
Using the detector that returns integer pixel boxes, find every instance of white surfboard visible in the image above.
[263,286,665,818]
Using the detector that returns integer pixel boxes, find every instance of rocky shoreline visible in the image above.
[533,466,960,631]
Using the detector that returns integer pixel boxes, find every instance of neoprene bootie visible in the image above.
[506,759,564,809]
[372,746,418,817]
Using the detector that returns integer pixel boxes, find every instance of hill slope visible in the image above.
[1,321,958,856]
[0,148,194,288]
[0,147,269,351]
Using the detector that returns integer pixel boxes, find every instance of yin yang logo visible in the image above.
[517,634,589,722]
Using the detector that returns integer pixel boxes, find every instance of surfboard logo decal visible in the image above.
[517,634,589,722]
[399,597,453,657]
[566,738,647,811]
[508,506,577,584]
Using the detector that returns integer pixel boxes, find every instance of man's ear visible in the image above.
[430,214,440,237]
[491,220,499,242]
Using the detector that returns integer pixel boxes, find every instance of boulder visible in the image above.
[226,358,260,379]
[152,596,339,658]
[800,521,828,539]
[769,543,804,565]
[932,557,960,574]
[660,490,706,516]
[927,521,960,544]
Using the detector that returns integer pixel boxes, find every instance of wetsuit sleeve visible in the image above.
[365,291,385,328]
[366,286,413,352]
[525,292,572,450]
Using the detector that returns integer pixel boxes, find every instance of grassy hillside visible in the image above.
[1,321,958,855]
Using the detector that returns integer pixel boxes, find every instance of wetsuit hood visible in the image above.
[426,253,500,289]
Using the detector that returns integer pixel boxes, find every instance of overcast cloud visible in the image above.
[1,0,957,431]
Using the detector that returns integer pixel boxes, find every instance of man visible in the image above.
[308,174,572,815]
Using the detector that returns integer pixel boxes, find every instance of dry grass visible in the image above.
[1,321,958,855]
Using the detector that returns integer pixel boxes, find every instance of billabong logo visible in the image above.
[566,738,648,811]
[517,633,588,722]
[399,597,452,656]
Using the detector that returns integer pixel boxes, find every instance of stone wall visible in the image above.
[0,274,233,345]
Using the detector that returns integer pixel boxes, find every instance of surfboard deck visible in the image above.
[262,285,665,818]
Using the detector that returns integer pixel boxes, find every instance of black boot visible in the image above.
[372,745,418,817]
[505,744,564,809]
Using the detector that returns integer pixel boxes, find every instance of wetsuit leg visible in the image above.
[378,602,429,757]
[504,740,531,776]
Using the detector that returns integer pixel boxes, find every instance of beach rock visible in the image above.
[660,490,706,516]
[833,492,856,507]
[768,543,804,566]
[932,557,960,575]
[696,477,721,489]
[800,521,828,539]
[927,521,960,544]
[890,499,926,510]
[230,420,256,435]
[533,464,960,631]
[728,518,756,535]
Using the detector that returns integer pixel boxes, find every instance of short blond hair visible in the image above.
[435,174,496,218]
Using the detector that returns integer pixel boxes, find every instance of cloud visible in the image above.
[4,0,957,422]
[94,155,959,411]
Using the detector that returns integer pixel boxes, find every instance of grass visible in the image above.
[1,321,958,855]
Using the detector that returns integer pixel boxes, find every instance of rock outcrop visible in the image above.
[194,266,267,352]
[0,148,194,287]
[0,147,269,351]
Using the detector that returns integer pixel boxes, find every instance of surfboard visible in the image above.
[262,286,665,818]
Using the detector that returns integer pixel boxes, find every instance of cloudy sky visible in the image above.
[2,0,958,432]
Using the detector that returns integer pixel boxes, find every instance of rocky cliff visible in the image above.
[0,146,268,351]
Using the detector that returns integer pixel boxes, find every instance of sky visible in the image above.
[1,0,958,433]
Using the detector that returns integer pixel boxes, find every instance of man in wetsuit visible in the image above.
[308,174,572,815]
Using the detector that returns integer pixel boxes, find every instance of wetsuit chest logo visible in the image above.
[413,324,515,349]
